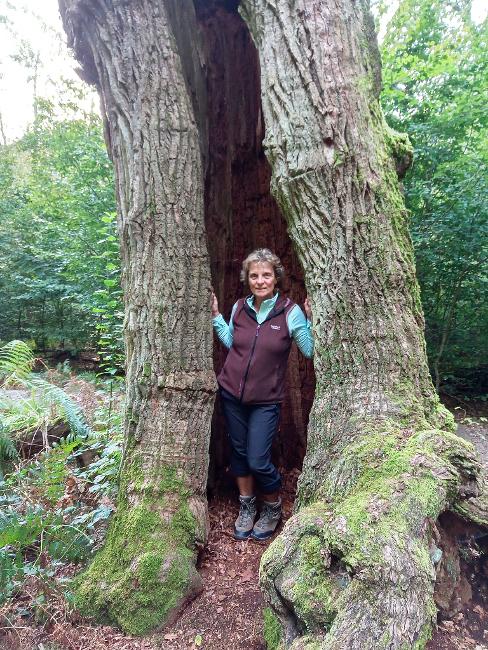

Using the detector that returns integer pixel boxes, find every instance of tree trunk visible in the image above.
[59,0,216,635]
[238,1,487,648]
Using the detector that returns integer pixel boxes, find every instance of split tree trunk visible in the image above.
[59,0,488,645]
[239,1,487,648]
[59,0,216,635]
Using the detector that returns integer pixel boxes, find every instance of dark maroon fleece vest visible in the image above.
[218,294,295,404]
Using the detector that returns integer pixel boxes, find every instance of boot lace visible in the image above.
[237,500,255,527]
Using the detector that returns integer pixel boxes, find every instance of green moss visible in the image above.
[387,378,430,426]
[291,536,339,632]
[118,452,145,496]
[159,465,190,495]
[261,535,286,570]
[385,126,413,170]
[314,425,462,570]
[264,408,468,645]
[263,607,282,650]
[433,401,456,432]
[73,461,199,635]
[142,362,151,378]
[136,551,163,581]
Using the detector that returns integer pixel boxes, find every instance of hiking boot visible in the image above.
[251,499,282,540]
[234,495,257,540]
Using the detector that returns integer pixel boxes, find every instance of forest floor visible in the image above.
[1,402,487,650]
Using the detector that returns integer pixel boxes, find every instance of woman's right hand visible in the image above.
[211,291,220,318]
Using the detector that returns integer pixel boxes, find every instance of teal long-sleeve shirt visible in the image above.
[212,293,314,358]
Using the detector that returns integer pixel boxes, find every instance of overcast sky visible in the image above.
[0,0,98,141]
[0,0,486,142]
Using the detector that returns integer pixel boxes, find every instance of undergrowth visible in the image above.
[0,347,124,630]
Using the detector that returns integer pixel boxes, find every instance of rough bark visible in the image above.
[238,1,488,648]
[59,0,216,634]
[59,0,315,633]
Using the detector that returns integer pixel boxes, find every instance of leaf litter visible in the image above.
[0,452,486,649]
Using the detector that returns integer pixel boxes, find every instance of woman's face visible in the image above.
[248,261,277,302]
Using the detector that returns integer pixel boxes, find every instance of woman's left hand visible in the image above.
[304,297,312,321]
[211,291,220,318]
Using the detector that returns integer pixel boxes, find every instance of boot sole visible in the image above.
[251,520,281,541]
[233,528,253,540]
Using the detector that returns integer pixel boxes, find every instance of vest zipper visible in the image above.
[240,324,260,402]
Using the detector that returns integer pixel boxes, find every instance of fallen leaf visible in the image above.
[241,568,254,582]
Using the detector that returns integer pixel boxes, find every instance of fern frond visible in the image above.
[0,340,92,443]
[29,378,93,439]
[0,340,35,386]
[0,420,18,461]
[0,391,51,438]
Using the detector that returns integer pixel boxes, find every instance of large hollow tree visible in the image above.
[59,0,487,646]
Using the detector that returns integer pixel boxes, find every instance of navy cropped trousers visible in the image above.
[220,387,282,494]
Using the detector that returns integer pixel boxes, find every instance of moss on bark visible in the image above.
[259,416,483,647]
[73,460,202,635]
[264,607,283,649]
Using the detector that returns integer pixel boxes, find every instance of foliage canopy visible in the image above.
[0,91,122,369]
[381,0,488,394]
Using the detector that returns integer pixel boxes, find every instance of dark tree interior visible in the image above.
[191,0,316,492]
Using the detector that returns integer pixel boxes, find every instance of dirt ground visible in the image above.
[1,407,487,650]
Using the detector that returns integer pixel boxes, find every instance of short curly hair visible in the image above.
[240,248,285,288]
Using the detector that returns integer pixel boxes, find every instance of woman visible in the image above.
[211,248,313,540]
